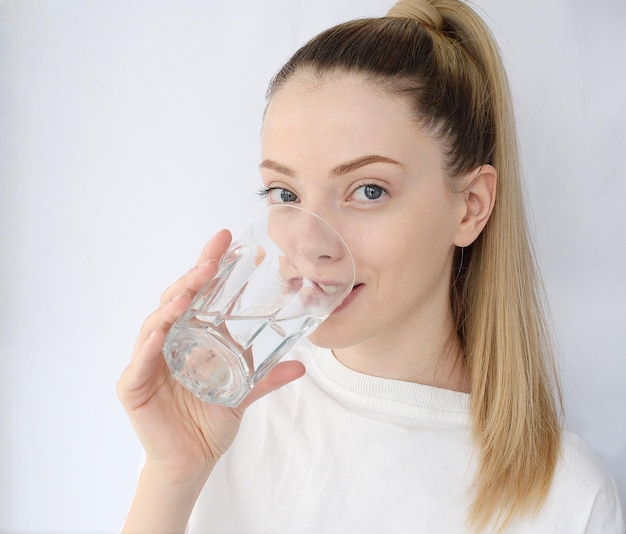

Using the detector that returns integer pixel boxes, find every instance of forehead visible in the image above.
[261,73,442,168]
[264,72,413,129]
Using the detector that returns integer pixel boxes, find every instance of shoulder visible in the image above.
[557,432,619,493]
[544,431,625,533]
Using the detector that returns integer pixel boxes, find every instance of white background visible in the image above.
[1,0,624,531]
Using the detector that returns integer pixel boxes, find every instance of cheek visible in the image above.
[355,218,454,283]
[337,192,460,277]
[346,228,411,287]
[407,194,462,255]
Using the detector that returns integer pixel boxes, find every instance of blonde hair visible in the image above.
[267,1,563,531]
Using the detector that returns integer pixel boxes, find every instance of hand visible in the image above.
[117,229,305,485]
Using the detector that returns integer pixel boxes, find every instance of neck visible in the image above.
[332,308,469,393]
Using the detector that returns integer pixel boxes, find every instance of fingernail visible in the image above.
[195,259,217,270]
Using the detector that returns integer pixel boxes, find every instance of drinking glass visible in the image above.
[163,204,355,407]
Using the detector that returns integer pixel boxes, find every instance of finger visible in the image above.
[158,259,218,308]
[195,229,232,266]
[159,229,232,307]
[238,361,306,411]
[133,293,192,355]
[118,328,168,411]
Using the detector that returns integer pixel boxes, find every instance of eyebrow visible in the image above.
[259,155,403,178]
[259,159,296,177]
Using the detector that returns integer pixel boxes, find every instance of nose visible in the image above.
[267,204,352,281]
[294,210,345,263]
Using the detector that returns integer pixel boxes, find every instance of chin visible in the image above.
[306,314,360,349]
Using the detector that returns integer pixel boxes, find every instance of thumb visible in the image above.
[239,360,306,410]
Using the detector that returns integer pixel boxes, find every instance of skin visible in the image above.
[117,234,306,532]
[117,71,496,532]
[261,73,496,390]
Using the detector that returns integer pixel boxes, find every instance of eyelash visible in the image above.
[256,183,388,203]
[256,187,299,203]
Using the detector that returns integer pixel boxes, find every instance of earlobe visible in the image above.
[454,164,497,248]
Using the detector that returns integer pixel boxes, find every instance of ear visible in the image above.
[454,164,497,248]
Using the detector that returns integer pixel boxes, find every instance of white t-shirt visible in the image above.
[188,346,625,533]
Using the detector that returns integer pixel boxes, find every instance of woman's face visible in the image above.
[260,74,468,352]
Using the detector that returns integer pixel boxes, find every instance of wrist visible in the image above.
[141,456,214,490]
[122,462,214,533]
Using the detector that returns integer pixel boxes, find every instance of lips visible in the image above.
[331,283,363,313]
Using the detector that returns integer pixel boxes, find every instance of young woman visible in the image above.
[117,0,625,532]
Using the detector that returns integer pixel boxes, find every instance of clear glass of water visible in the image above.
[163,204,355,407]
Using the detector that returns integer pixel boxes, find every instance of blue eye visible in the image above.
[278,189,298,202]
[354,184,386,201]
[258,187,299,203]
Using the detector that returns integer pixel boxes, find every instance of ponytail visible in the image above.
[385,2,564,531]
